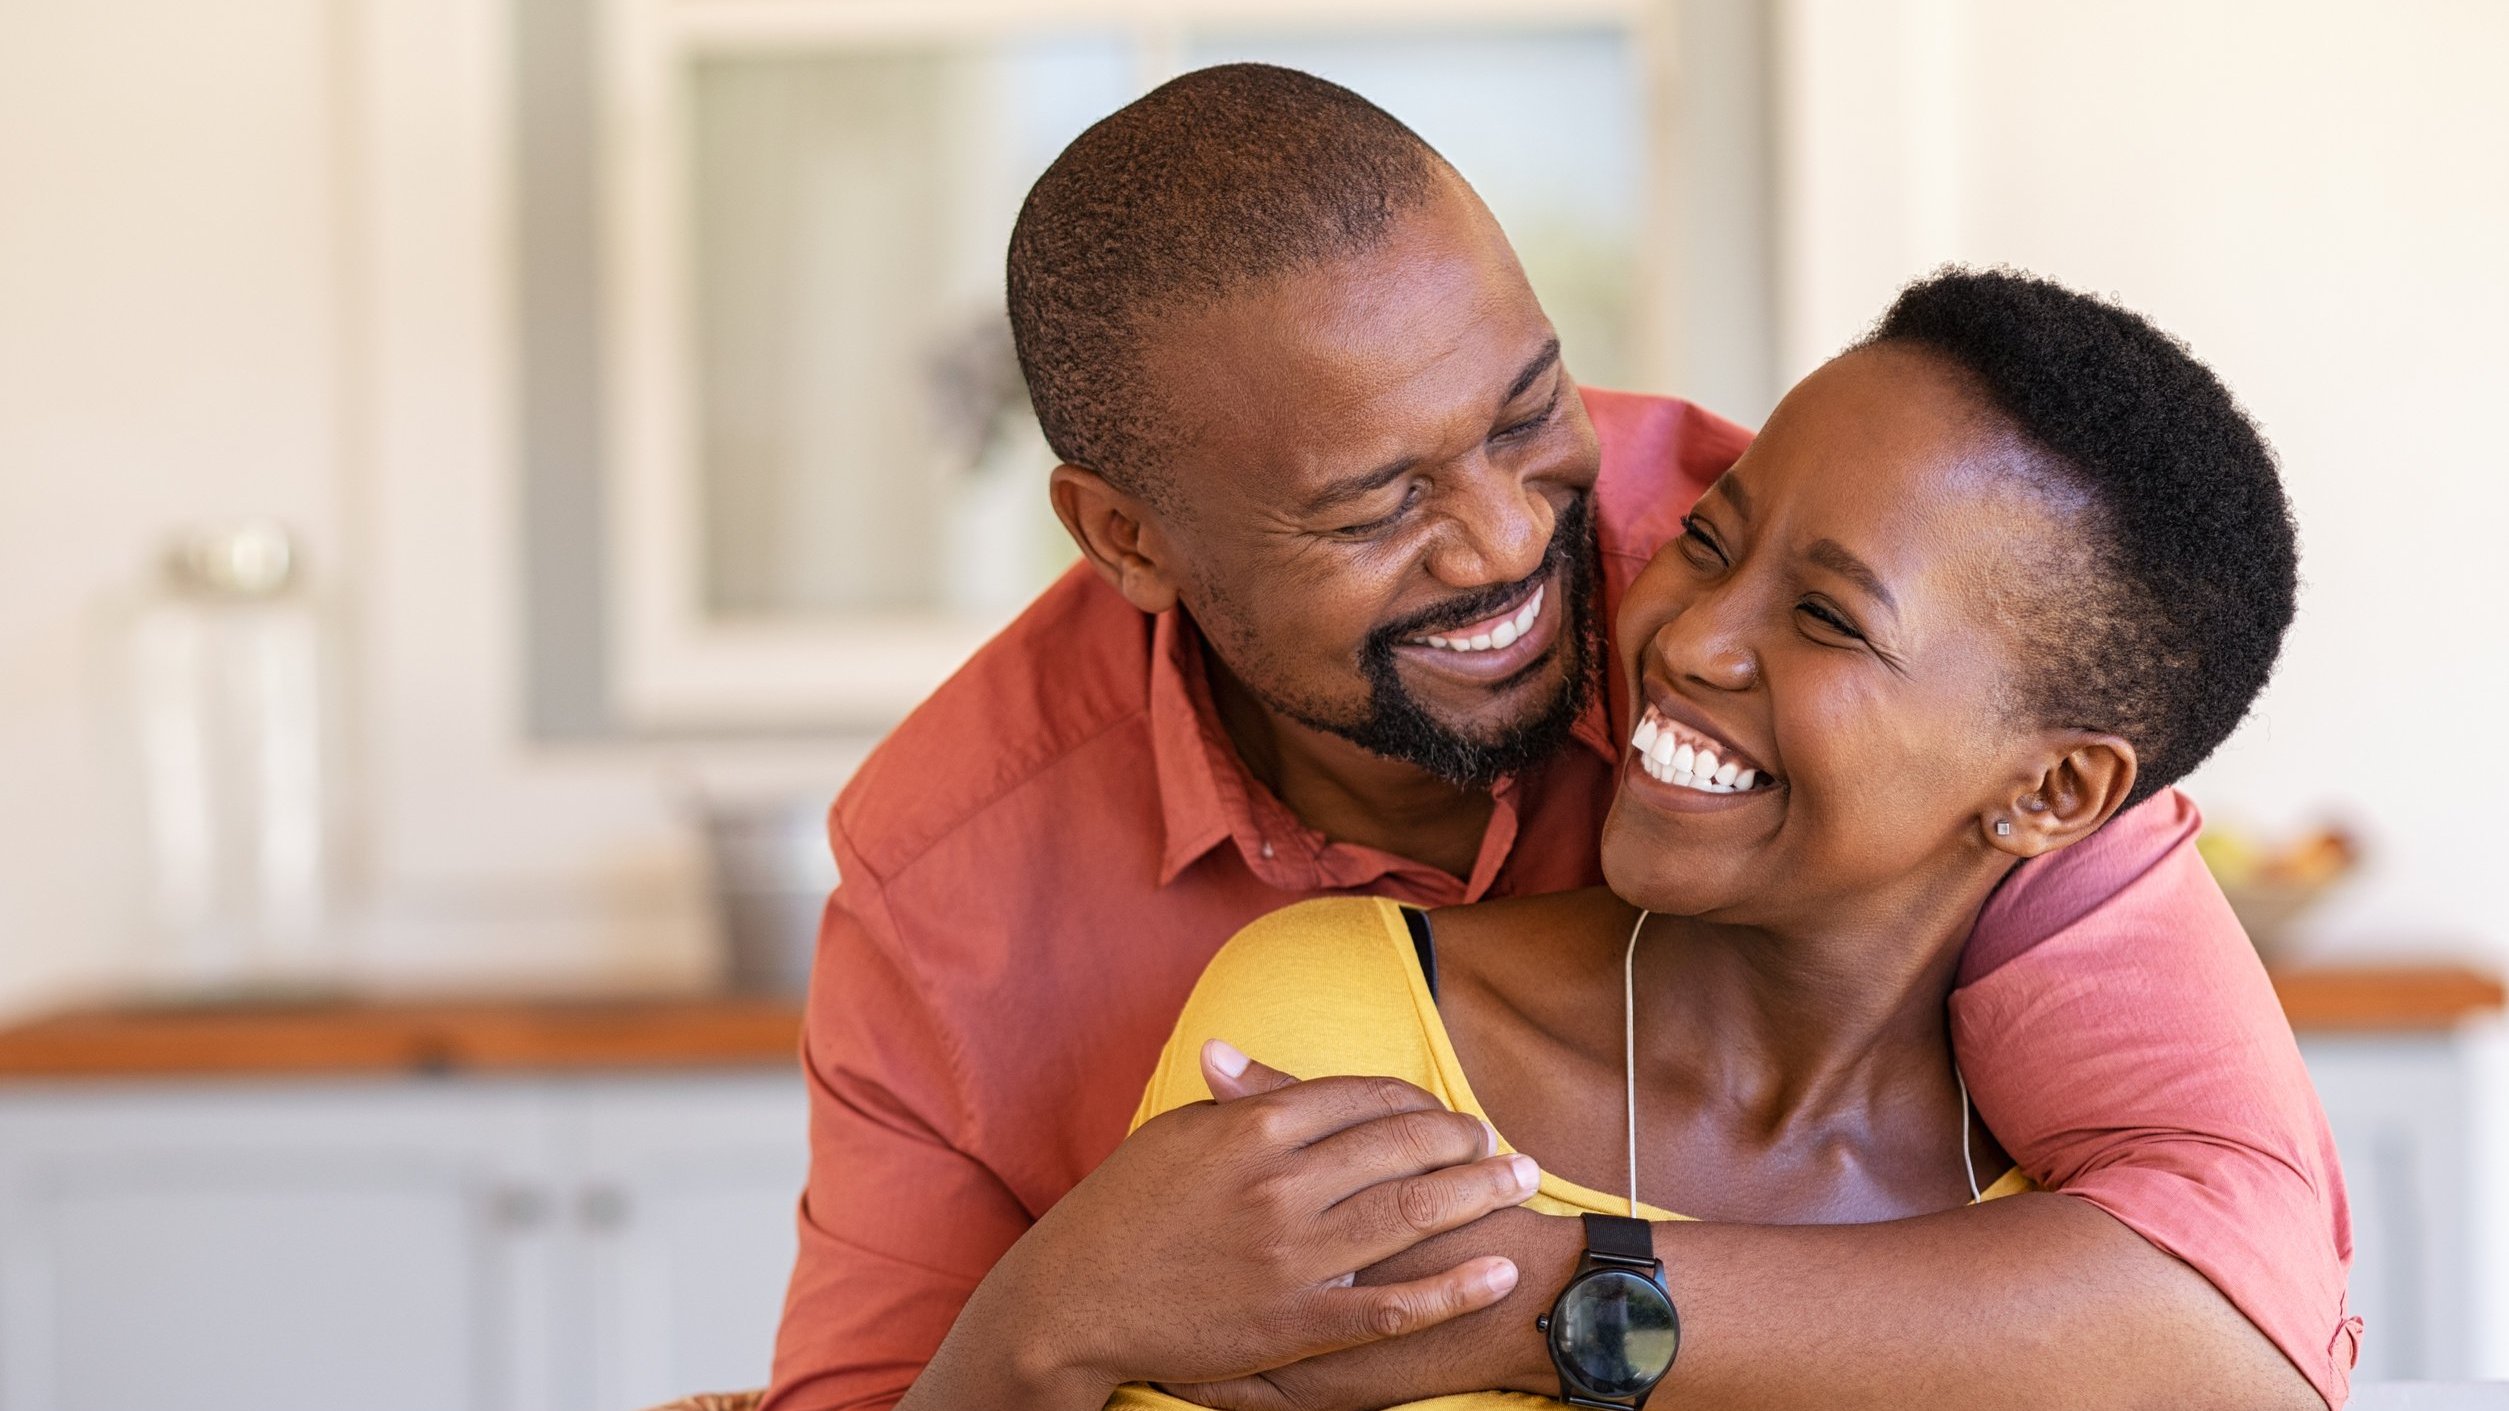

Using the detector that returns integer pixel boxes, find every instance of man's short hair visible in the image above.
[1006,63,1446,504]
[1863,267,2300,808]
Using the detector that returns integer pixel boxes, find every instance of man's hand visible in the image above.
[899,1041,1541,1411]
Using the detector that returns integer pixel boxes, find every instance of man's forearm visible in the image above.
[898,1246,1116,1411]
[1207,1194,2318,1411]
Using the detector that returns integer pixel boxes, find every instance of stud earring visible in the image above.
[1994,820,2013,837]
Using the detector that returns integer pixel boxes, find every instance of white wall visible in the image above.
[0,0,349,1001]
[0,0,795,1012]
[1776,0,2509,970]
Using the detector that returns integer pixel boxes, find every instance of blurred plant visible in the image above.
[925,309,1037,476]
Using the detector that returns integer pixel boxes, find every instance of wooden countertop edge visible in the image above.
[0,997,808,1081]
[0,966,2497,1081]
[2269,965,2505,1033]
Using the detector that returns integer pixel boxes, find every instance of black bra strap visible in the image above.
[1400,905,1440,1004]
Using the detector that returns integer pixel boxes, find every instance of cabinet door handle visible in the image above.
[578,1184,631,1232]
[486,1184,553,1231]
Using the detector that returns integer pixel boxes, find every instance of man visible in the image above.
[768,65,2354,1411]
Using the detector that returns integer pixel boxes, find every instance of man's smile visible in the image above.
[1390,568,1564,687]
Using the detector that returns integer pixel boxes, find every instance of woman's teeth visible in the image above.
[1417,585,1544,653]
[1629,707,1768,795]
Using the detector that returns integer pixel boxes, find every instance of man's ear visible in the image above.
[1984,734,2138,859]
[1050,463,1185,615]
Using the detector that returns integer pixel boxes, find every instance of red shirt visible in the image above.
[767,389,2355,1410]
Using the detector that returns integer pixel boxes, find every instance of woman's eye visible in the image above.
[1798,600,1865,640]
[1677,515,1727,567]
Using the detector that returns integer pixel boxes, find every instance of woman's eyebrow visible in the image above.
[1807,538,1899,617]
[1708,475,1753,520]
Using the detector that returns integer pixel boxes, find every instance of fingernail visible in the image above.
[1207,1039,1250,1078]
[1481,1119,1503,1156]
[1508,1154,1539,1192]
[1485,1260,1520,1296]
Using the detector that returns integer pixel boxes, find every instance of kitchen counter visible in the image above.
[0,964,2494,1081]
[2269,964,2503,1032]
[0,994,805,1079]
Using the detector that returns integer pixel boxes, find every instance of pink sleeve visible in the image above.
[1952,790,2362,1408]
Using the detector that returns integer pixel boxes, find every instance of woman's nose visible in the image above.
[1653,594,1759,693]
[1424,462,1552,589]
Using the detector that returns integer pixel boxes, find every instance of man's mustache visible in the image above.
[1368,495,1592,648]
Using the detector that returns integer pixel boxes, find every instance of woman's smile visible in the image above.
[1628,694,1780,796]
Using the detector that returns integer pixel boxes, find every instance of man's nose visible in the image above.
[1424,462,1552,589]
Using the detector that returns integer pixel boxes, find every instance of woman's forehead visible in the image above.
[1720,349,2068,606]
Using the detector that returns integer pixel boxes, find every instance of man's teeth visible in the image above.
[1418,585,1544,653]
[1628,707,1766,795]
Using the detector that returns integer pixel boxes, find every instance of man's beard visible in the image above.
[1239,493,1604,790]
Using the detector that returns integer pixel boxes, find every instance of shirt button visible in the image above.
[1259,841,1275,859]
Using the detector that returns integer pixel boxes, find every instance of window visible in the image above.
[599,0,1676,729]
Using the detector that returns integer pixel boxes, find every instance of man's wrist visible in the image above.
[918,1243,1121,1411]
[1480,1208,1589,1395]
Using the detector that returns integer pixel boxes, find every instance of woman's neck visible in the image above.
[1433,846,2023,1221]
[1635,850,2014,1139]
[1635,838,2027,1149]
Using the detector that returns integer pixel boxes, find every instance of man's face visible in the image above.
[1137,174,1604,786]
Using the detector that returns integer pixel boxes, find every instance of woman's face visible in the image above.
[1599,344,2112,926]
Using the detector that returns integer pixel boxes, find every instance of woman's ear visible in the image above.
[1049,463,1185,615]
[1986,734,2138,859]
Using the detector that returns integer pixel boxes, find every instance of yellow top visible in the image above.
[1106,896,2030,1411]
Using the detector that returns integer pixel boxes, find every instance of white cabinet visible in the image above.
[0,1072,804,1411]
[2301,1033,2494,1383]
[568,1081,808,1411]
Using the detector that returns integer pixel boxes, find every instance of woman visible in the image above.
[1110,267,2299,1409]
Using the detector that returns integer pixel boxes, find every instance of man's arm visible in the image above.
[1175,1196,2311,1411]
[762,872,1034,1411]
[764,837,1542,1411]
[899,1048,1538,1411]
[1950,788,2357,1404]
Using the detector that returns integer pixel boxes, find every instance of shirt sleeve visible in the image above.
[1951,789,2361,1409]
[763,821,1037,1411]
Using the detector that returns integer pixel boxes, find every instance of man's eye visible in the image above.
[1491,390,1559,443]
[1334,486,1421,537]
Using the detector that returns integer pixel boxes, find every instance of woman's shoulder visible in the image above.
[1198,894,1416,986]
[1182,896,1429,1050]
[1132,896,1448,1128]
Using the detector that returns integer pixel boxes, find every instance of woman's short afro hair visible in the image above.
[1862,268,2299,808]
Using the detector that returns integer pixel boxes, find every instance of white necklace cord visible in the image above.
[1622,909,1650,1217]
[1958,1065,1981,1203]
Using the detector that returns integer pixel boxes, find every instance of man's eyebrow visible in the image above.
[1807,538,1899,616]
[1300,339,1565,519]
[1502,338,1563,406]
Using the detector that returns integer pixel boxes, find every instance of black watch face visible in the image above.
[1553,1267,1679,1399]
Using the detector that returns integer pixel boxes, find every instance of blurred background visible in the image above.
[0,0,2503,1406]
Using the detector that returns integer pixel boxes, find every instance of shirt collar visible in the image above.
[1147,610,1240,886]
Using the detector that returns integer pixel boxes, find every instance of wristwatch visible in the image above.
[1534,1213,1679,1408]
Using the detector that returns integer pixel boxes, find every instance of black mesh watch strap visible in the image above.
[1581,1212,1655,1266]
